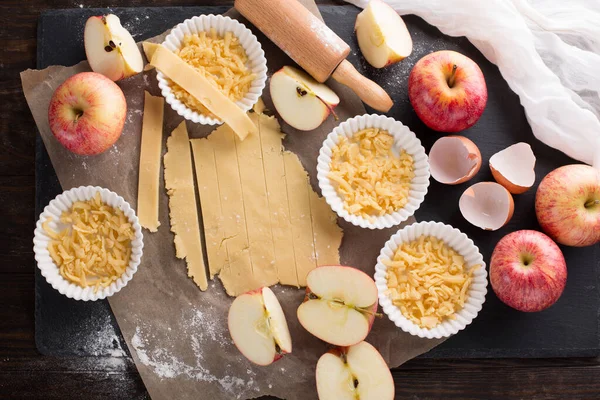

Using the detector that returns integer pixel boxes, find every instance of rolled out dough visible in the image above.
[191,110,343,296]
[164,121,208,290]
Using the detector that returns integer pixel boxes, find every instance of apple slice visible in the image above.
[228,287,292,366]
[355,0,413,68]
[316,341,394,400]
[84,14,144,81]
[269,66,340,131]
[297,266,378,346]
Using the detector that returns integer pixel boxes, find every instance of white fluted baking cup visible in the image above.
[317,114,430,229]
[157,14,268,125]
[33,186,143,301]
[375,221,487,339]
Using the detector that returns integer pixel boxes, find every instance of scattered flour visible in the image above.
[130,305,254,398]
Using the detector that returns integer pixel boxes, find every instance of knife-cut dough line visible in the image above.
[208,126,260,296]
[309,188,343,265]
[137,91,164,232]
[164,121,208,290]
[283,152,318,287]
[234,122,279,287]
[190,140,228,279]
[255,113,299,287]
[148,44,257,141]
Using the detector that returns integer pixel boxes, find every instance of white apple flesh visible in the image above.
[84,14,143,81]
[297,266,378,346]
[490,230,567,312]
[316,341,394,400]
[228,287,292,366]
[535,164,600,247]
[269,66,339,131]
[355,0,413,68]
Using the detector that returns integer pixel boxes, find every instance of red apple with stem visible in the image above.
[535,164,600,247]
[48,72,126,155]
[408,50,487,132]
[490,230,567,312]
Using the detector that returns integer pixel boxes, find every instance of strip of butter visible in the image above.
[148,44,257,141]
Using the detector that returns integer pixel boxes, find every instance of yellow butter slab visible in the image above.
[164,121,208,290]
[137,91,164,232]
[190,138,228,279]
[149,44,257,141]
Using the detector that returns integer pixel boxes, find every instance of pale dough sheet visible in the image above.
[164,121,208,290]
[191,109,342,296]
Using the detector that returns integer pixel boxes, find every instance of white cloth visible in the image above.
[346,0,600,167]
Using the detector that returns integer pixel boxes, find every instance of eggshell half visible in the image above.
[459,182,514,231]
[489,142,536,194]
[429,136,482,185]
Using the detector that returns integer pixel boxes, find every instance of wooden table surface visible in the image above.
[2,0,599,398]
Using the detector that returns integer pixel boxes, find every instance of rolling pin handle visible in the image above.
[332,60,393,113]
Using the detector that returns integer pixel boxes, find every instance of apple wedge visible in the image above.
[316,341,394,400]
[269,66,340,131]
[228,287,292,366]
[297,266,378,346]
[355,0,413,68]
[84,14,144,81]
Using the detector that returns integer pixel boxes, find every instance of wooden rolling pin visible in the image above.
[235,0,393,112]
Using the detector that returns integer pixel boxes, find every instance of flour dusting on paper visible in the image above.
[130,307,262,398]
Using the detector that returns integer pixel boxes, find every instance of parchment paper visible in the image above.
[22,3,444,399]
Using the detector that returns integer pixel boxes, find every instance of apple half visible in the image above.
[316,341,395,400]
[297,266,378,347]
[228,286,292,366]
[269,66,340,131]
[355,0,413,68]
[84,14,144,81]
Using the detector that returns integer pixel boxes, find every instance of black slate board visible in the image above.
[35,5,600,359]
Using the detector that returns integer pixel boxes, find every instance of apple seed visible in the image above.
[296,87,308,97]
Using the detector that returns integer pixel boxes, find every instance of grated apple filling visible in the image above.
[42,193,134,292]
[383,235,479,329]
[328,128,414,219]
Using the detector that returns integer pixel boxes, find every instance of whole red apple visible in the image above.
[490,230,567,312]
[535,164,600,247]
[408,50,487,132]
[48,72,126,155]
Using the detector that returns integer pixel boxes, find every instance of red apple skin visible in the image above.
[408,50,487,132]
[490,230,567,312]
[535,164,600,247]
[48,72,126,155]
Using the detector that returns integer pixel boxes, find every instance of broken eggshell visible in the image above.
[429,136,482,185]
[489,142,536,194]
[459,182,514,231]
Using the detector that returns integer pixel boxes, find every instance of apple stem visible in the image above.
[448,64,458,88]
[74,109,84,122]
[585,199,600,208]
[357,307,383,319]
